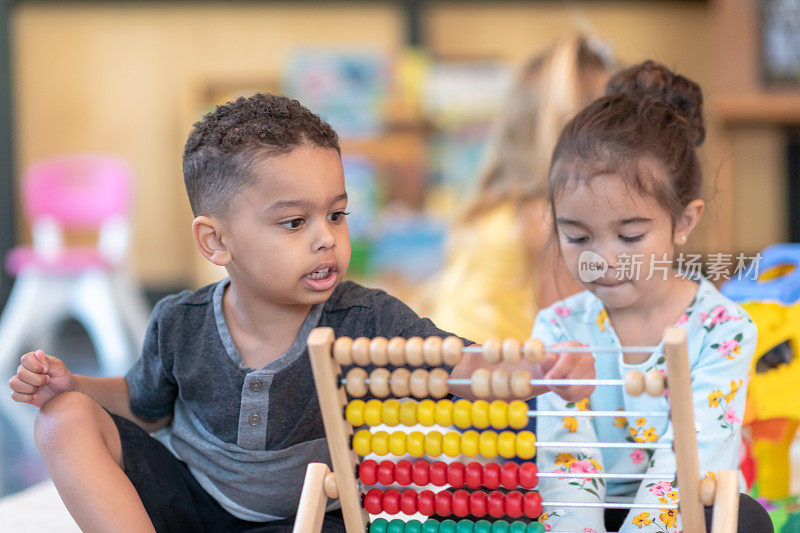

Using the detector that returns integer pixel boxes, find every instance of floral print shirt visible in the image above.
[532,277,756,532]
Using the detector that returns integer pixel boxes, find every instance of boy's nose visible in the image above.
[312,222,336,251]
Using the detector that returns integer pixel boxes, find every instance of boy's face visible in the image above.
[221,144,351,307]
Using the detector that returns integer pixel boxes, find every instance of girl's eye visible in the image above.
[565,235,588,244]
[328,211,349,223]
[619,234,644,243]
[279,218,305,230]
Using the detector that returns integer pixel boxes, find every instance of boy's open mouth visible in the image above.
[303,262,339,291]
[305,268,332,281]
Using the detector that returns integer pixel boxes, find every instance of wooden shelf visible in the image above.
[715,92,800,126]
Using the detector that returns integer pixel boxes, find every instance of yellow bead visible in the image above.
[453,399,473,429]
[516,430,536,459]
[435,400,454,427]
[497,431,516,459]
[479,431,498,458]
[489,400,508,429]
[352,429,372,456]
[382,399,401,427]
[371,431,390,456]
[364,399,383,427]
[389,431,407,456]
[442,431,461,457]
[399,401,417,426]
[407,431,426,458]
[508,400,529,430]
[461,430,480,457]
[471,400,490,429]
[424,431,443,457]
[418,399,436,426]
[345,400,366,427]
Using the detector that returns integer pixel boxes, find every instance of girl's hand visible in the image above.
[540,341,596,401]
[8,350,75,408]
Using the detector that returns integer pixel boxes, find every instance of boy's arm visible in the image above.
[73,375,172,433]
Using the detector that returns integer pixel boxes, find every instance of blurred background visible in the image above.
[0,0,799,529]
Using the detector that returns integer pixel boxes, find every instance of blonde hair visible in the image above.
[462,35,615,220]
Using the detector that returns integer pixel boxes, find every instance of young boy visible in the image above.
[9,94,594,532]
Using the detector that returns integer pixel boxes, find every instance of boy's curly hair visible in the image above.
[183,93,340,217]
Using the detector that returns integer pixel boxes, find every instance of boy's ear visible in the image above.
[673,199,705,246]
[192,216,231,266]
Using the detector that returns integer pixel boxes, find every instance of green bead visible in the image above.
[388,519,406,533]
[526,523,545,533]
[405,520,423,533]
[370,518,389,533]
[422,519,440,533]
[508,522,527,533]
[473,520,492,533]
[491,520,510,533]
[456,520,474,533]
[440,520,458,533]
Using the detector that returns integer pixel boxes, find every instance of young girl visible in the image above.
[534,61,771,532]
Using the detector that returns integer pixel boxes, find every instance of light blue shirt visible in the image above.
[532,277,756,532]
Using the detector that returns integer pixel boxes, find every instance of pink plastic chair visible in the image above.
[0,155,150,442]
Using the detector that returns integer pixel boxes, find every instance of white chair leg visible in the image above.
[111,269,151,350]
[72,272,135,376]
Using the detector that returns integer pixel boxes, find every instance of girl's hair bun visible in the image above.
[605,60,705,146]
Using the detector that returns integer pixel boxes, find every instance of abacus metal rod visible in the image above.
[537,472,672,480]
[536,441,671,449]
[542,501,678,510]
[447,378,624,387]
[462,346,659,354]
[531,410,668,418]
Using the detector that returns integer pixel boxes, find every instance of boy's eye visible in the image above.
[619,234,644,243]
[279,218,305,230]
[328,211,349,223]
[565,235,588,244]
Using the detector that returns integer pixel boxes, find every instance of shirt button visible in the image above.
[250,380,263,391]
[248,414,262,426]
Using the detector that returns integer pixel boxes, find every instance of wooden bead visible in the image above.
[323,472,338,499]
[523,338,545,364]
[405,337,424,367]
[423,336,443,366]
[410,369,429,399]
[624,370,646,397]
[699,476,716,506]
[352,337,371,366]
[502,338,522,364]
[510,369,533,398]
[442,336,463,366]
[344,367,368,398]
[428,368,450,399]
[369,337,389,366]
[390,368,411,397]
[471,368,492,398]
[482,337,502,364]
[333,337,353,365]
[645,369,666,397]
[369,368,391,398]
[491,369,511,398]
[387,337,406,366]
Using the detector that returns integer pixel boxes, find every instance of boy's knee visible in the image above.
[34,392,103,451]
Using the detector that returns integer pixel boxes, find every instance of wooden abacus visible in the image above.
[293,327,739,533]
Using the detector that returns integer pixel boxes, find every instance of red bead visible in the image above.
[523,491,543,518]
[452,489,470,517]
[364,488,383,514]
[383,489,401,515]
[412,460,430,486]
[500,461,519,490]
[429,461,448,486]
[434,490,452,516]
[359,459,378,486]
[519,462,539,489]
[483,463,501,489]
[487,490,505,518]
[505,491,523,518]
[400,489,418,515]
[377,461,395,485]
[446,462,465,488]
[465,462,483,489]
[417,490,435,516]
[469,490,488,518]
[395,460,413,485]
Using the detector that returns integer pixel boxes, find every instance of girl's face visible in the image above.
[553,174,694,313]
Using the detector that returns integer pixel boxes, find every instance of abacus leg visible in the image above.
[293,463,332,533]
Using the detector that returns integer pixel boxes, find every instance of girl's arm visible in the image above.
[623,308,757,531]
